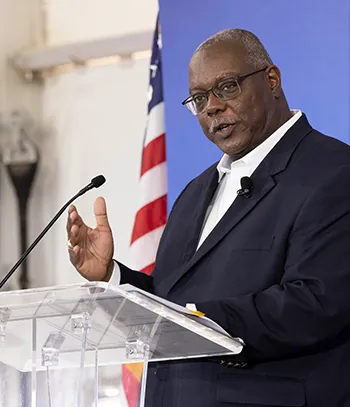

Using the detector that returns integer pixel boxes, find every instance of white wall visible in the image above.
[0,0,43,290]
[0,0,158,288]
[44,0,159,45]
[39,0,158,286]
[0,2,44,404]
[41,59,149,286]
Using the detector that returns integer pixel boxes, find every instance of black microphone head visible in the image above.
[240,176,253,190]
[91,175,106,188]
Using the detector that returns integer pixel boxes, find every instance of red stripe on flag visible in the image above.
[131,196,167,244]
[139,262,155,276]
[122,365,141,407]
[141,133,166,176]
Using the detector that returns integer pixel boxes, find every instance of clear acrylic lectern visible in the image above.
[0,282,243,406]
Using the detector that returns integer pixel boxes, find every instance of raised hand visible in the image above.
[66,197,114,282]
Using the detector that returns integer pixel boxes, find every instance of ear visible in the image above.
[266,65,282,98]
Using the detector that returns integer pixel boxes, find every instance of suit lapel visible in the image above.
[160,114,313,297]
[185,171,276,271]
[181,166,219,263]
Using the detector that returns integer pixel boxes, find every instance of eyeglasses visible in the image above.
[182,67,267,115]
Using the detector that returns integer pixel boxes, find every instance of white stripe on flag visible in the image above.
[138,162,167,208]
[129,226,165,270]
[144,102,166,147]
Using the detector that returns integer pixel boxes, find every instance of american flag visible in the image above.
[122,15,167,407]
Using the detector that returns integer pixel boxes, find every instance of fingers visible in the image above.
[70,224,79,243]
[66,205,86,248]
[68,243,83,268]
[69,224,86,249]
[66,204,89,272]
[66,205,76,236]
[94,197,110,229]
[67,205,83,231]
[67,205,83,234]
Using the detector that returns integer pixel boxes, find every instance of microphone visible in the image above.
[0,175,106,290]
[237,176,253,198]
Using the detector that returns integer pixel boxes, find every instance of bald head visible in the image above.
[195,28,273,71]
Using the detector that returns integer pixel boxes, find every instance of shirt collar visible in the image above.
[217,109,302,181]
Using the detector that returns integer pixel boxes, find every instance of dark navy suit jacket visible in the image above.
[119,115,350,407]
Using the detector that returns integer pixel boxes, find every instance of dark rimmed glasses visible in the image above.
[182,67,267,115]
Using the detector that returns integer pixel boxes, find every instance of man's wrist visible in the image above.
[102,261,114,282]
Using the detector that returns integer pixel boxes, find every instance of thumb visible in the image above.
[94,197,110,229]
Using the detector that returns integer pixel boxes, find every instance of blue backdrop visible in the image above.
[159,0,350,209]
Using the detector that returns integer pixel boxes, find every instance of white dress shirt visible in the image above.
[110,110,302,286]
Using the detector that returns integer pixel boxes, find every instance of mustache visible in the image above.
[209,117,237,134]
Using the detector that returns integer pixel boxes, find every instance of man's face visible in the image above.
[188,41,281,158]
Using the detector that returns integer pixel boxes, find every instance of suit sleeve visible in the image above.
[117,261,154,292]
[196,165,350,361]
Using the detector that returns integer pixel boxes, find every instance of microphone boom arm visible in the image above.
[0,175,106,290]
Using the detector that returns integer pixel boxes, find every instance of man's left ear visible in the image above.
[266,65,282,98]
